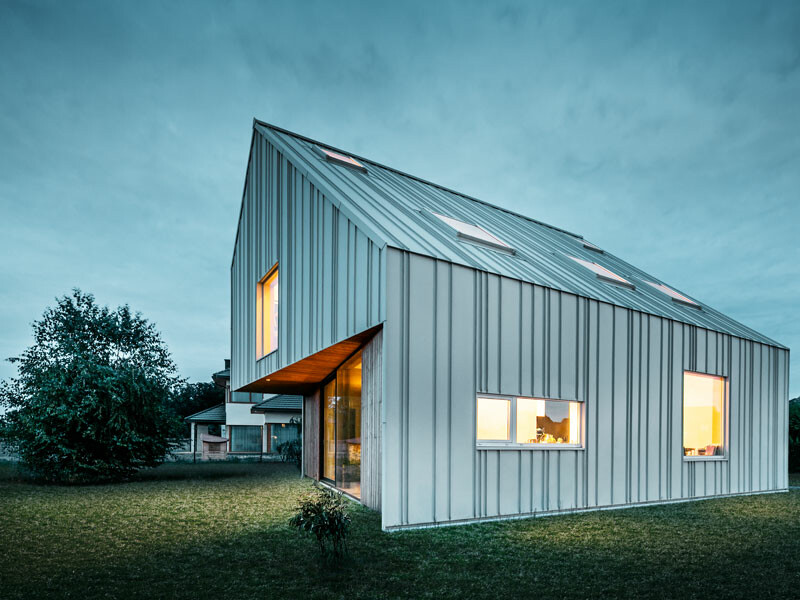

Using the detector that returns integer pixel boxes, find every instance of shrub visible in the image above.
[277,438,302,468]
[0,290,182,483]
[789,398,800,473]
[289,484,351,558]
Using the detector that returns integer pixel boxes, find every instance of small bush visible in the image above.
[277,438,302,468]
[289,484,351,558]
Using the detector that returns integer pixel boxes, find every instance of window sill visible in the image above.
[683,456,727,462]
[477,444,584,451]
[256,349,277,362]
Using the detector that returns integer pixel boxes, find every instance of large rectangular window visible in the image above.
[256,266,279,358]
[229,425,262,453]
[476,396,581,447]
[683,372,725,458]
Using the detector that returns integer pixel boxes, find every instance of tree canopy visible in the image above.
[0,290,182,483]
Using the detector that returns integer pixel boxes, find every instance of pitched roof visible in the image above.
[251,394,303,414]
[184,403,226,423]
[249,120,785,349]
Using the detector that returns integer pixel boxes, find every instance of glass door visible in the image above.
[322,379,336,481]
[319,350,362,498]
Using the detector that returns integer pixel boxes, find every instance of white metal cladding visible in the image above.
[252,120,784,350]
[382,248,789,529]
[230,130,385,392]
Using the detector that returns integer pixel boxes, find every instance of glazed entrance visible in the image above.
[321,351,362,498]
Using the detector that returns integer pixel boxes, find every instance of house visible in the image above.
[185,360,301,457]
[230,120,790,530]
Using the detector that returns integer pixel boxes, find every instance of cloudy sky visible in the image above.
[1,0,798,397]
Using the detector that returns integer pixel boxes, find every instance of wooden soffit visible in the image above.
[238,325,381,395]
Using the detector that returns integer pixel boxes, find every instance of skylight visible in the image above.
[645,281,699,308]
[569,256,634,289]
[432,212,513,252]
[582,240,604,253]
[315,146,367,173]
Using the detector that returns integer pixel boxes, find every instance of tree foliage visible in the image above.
[0,290,182,483]
[790,397,800,473]
[167,381,224,435]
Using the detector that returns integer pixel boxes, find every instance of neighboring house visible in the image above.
[230,120,790,530]
[185,360,301,456]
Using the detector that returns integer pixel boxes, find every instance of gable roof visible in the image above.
[247,119,785,350]
[251,394,303,413]
[184,403,226,423]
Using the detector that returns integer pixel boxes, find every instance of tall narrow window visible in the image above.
[256,266,279,358]
[683,372,725,458]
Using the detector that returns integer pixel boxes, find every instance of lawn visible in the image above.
[1,461,798,600]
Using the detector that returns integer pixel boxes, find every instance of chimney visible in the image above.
[224,359,231,370]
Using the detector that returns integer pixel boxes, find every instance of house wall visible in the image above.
[230,130,386,392]
[382,248,790,530]
[361,329,383,510]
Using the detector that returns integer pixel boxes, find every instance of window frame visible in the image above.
[314,146,368,173]
[568,255,635,290]
[430,212,516,255]
[256,263,279,360]
[476,394,584,450]
[645,281,701,309]
[681,370,728,462]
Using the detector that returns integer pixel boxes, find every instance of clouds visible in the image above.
[0,0,797,394]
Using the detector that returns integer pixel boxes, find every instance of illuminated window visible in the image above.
[516,398,580,445]
[315,146,367,172]
[476,396,582,446]
[476,397,511,441]
[256,266,278,358]
[569,256,634,289]
[683,372,725,458]
[645,281,699,308]
[433,213,513,252]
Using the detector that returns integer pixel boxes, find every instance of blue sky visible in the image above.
[1,0,798,397]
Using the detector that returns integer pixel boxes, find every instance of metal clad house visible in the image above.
[231,119,790,530]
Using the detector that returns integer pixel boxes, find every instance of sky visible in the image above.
[0,0,798,397]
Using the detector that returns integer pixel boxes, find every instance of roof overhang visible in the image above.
[237,325,381,395]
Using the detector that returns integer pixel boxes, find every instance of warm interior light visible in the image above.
[516,398,580,444]
[683,372,724,456]
[256,267,279,358]
[476,397,510,440]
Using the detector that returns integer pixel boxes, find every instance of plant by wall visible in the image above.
[0,290,182,483]
[789,398,800,473]
[277,438,301,468]
[289,484,351,558]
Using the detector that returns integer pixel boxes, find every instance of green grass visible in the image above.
[1,461,798,600]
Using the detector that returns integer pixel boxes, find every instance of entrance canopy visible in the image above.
[238,325,381,395]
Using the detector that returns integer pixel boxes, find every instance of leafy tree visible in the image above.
[790,397,800,473]
[0,290,183,483]
[168,381,225,435]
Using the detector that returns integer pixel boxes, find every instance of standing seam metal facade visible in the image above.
[381,249,788,529]
[231,131,385,393]
[231,122,789,532]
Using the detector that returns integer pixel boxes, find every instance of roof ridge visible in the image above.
[253,118,582,239]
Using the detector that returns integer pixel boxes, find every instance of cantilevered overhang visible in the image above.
[238,325,381,395]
